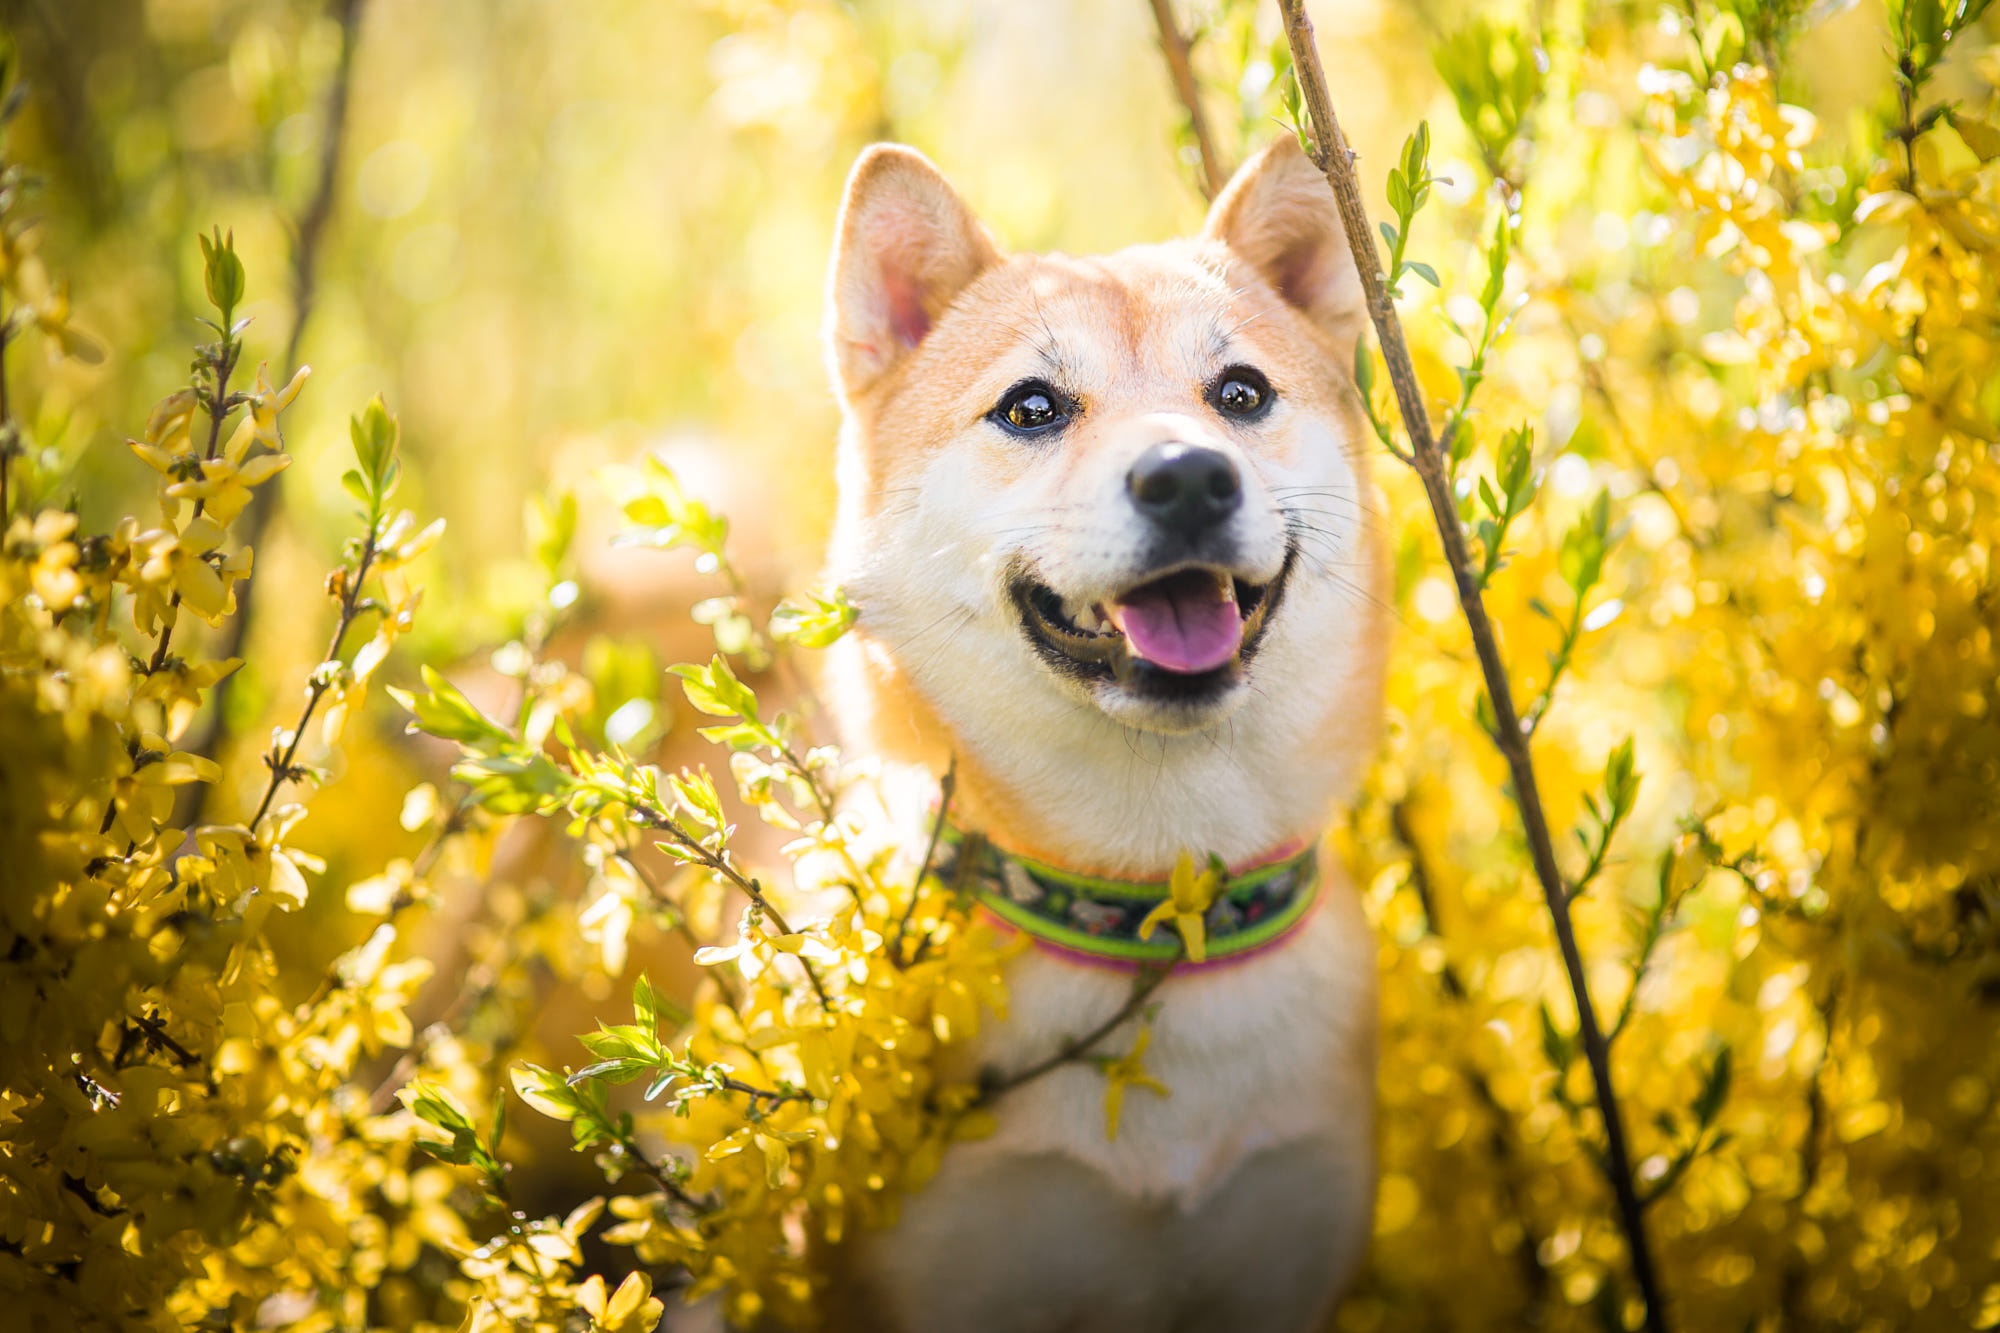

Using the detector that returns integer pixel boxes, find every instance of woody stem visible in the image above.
[1275,4,1666,1330]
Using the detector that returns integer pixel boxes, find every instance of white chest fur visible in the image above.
[950,862,1378,1204]
[835,860,1380,1333]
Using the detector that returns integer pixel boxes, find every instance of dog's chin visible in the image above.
[1008,547,1295,736]
[1089,664,1252,734]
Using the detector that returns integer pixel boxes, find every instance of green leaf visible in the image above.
[398,1080,488,1168]
[1693,1047,1732,1127]
[1604,736,1640,821]
[1538,1003,1573,1073]
[1951,109,2000,161]
[400,1079,474,1135]
[1434,19,1544,180]
[672,654,761,721]
[1481,213,1512,312]
[1558,491,1611,594]
[452,749,569,814]
[1404,260,1440,288]
[633,972,660,1032]
[349,396,400,504]
[1450,417,1477,467]
[1401,121,1428,181]
[512,1064,584,1122]
[1386,167,1412,221]
[579,1023,663,1067]
[697,721,770,751]
[198,227,245,324]
[670,768,727,834]
[526,490,578,579]
[769,587,859,648]
[390,664,512,747]
[571,1057,655,1085]
[1474,689,1499,739]
[623,494,673,528]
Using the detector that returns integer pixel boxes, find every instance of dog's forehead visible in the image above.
[968,242,1251,384]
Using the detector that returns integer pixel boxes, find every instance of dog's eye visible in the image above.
[993,381,1068,436]
[1211,367,1273,420]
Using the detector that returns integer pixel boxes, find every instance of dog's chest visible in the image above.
[951,877,1377,1205]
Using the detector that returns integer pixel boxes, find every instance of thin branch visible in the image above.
[628,801,834,1010]
[600,1122,714,1215]
[145,337,241,677]
[890,756,955,964]
[972,960,1175,1107]
[1274,6,1666,1331]
[0,289,12,524]
[622,850,742,1011]
[185,0,368,820]
[774,735,869,907]
[244,526,377,833]
[1391,801,1553,1308]
[1146,0,1227,201]
[709,1070,810,1109]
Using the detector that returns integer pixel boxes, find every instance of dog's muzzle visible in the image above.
[1009,544,1297,698]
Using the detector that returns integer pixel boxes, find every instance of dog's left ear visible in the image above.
[827,144,1001,400]
[1203,138,1366,363]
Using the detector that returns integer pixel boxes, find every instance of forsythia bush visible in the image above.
[0,62,1021,1329]
[1332,1,2000,1329]
[4,2,2000,1331]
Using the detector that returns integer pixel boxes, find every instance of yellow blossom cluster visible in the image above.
[0,179,487,1327]
[1326,3,2000,1328]
[9,4,2000,1332]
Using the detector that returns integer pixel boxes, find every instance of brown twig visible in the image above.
[774,735,870,907]
[1146,0,1227,201]
[629,801,834,1009]
[0,289,12,524]
[1391,801,1553,1308]
[890,756,955,964]
[972,960,1176,1108]
[185,0,369,820]
[622,850,743,1011]
[243,526,377,833]
[145,336,241,677]
[1274,5,1666,1330]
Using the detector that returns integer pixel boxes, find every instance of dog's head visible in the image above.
[821,140,1386,862]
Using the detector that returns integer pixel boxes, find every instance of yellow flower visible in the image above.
[1098,1026,1169,1142]
[103,730,220,845]
[165,450,290,526]
[576,1271,664,1333]
[1136,849,1223,963]
[245,361,310,448]
[16,509,83,610]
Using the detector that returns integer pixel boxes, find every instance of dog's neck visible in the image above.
[927,692,1361,881]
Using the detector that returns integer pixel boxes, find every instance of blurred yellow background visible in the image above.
[7,1,1998,1329]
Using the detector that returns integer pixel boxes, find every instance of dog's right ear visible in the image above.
[826,144,1000,400]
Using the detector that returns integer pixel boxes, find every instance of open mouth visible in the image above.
[1011,546,1295,696]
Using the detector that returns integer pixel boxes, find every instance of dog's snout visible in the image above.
[1127,443,1241,533]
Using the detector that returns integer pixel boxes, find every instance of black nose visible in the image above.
[1127,443,1241,532]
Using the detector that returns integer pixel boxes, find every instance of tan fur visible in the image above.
[820,140,1389,1331]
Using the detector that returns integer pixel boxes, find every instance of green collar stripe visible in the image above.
[935,826,1321,967]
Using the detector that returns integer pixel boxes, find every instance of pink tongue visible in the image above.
[1116,577,1243,674]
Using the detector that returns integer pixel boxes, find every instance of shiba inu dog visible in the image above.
[819,137,1388,1332]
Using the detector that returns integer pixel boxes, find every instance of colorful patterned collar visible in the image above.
[935,825,1321,970]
